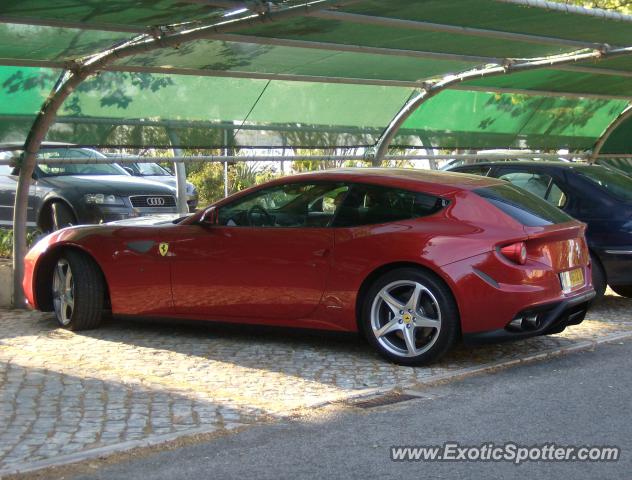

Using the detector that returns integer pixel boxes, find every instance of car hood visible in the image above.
[143,176,196,194]
[39,175,176,196]
[106,213,189,226]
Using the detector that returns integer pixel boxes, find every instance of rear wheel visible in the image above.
[361,268,459,366]
[610,285,632,298]
[51,202,76,231]
[590,253,606,302]
[52,250,104,330]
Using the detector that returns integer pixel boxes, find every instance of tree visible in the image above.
[562,0,631,13]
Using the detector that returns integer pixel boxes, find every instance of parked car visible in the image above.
[0,145,179,231]
[440,150,571,171]
[24,168,594,365]
[447,161,632,299]
[117,161,198,212]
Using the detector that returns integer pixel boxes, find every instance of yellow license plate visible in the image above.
[560,268,584,293]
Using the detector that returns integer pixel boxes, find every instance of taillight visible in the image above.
[500,241,527,265]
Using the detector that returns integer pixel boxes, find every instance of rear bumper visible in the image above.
[462,289,595,345]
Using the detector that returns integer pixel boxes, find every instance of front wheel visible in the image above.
[52,250,104,330]
[361,268,459,366]
[610,285,632,298]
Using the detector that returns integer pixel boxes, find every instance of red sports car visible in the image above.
[23,168,595,365]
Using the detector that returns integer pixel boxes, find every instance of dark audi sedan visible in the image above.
[448,161,632,299]
[0,147,179,231]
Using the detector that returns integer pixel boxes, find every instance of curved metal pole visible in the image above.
[590,104,632,163]
[12,70,87,307]
[166,129,190,214]
[11,0,351,307]
[374,46,632,162]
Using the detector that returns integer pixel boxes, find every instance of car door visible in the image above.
[170,181,348,320]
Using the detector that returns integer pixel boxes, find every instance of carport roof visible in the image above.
[0,0,631,151]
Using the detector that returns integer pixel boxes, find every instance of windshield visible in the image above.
[576,166,632,202]
[34,148,129,177]
[135,163,171,176]
[38,163,128,176]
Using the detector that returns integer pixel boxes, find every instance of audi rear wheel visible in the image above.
[361,268,459,366]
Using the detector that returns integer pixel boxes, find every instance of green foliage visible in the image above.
[187,161,279,207]
[0,229,40,259]
[562,0,631,13]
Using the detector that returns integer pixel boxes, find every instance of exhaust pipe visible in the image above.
[508,314,540,331]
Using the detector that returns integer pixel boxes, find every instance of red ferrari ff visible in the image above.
[23,168,595,365]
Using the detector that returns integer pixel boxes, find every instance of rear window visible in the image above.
[474,183,573,227]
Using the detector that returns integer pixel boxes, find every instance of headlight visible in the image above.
[83,193,125,205]
[186,183,197,196]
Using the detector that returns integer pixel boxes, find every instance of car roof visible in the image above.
[270,167,504,195]
[449,160,600,171]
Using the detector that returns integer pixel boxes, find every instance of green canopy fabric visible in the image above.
[600,115,632,154]
[1,0,631,151]
[394,90,628,150]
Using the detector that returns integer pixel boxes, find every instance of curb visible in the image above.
[2,329,631,477]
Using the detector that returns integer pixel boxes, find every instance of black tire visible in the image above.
[52,249,104,330]
[590,253,607,302]
[51,202,76,231]
[610,285,632,298]
[361,267,459,366]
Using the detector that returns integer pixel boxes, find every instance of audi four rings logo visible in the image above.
[147,197,165,206]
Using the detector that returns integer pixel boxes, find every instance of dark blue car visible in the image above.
[448,161,632,300]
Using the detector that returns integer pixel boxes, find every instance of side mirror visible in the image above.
[199,206,218,226]
[122,166,136,176]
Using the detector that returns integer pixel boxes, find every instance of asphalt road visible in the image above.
[75,339,631,480]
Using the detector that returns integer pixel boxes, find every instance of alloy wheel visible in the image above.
[52,258,74,326]
[370,280,442,358]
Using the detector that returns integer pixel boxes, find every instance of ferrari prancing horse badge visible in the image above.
[158,242,169,257]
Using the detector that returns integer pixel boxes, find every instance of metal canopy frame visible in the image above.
[3,0,632,307]
[373,45,632,162]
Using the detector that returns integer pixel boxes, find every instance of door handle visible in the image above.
[313,248,330,257]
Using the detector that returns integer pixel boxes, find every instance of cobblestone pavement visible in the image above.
[1,292,631,475]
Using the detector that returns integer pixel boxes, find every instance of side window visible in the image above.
[333,184,446,227]
[547,182,567,208]
[497,170,567,208]
[218,182,348,228]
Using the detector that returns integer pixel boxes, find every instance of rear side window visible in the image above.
[496,171,567,208]
[333,184,446,227]
[475,183,573,227]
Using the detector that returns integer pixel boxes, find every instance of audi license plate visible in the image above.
[559,268,584,293]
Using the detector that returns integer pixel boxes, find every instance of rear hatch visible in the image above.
[474,183,590,293]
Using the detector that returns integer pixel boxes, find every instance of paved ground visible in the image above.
[0,291,631,476]
[72,338,632,480]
